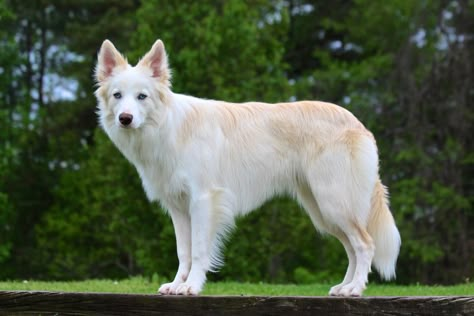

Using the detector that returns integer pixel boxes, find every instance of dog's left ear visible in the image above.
[138,40,171,85]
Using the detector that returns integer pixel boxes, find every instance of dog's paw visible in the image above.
[328,284,344,296]
[158,282,181,295]
[175,282,200,295]
[337,283,365,297]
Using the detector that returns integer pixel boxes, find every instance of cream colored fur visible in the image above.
[95,39,401,297]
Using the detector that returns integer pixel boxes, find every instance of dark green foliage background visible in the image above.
[0,0,472,285]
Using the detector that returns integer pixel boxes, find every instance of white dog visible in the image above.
[95,39,401,297]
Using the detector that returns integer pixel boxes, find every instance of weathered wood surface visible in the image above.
[0,291,472,316]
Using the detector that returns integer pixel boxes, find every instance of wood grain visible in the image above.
[0,291,472,316]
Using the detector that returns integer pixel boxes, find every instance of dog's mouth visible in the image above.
[119,123,133,129]
[117,121,144,130]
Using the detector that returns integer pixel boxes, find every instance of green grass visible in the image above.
[0,277,472,296]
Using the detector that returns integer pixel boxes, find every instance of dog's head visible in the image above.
[95,40,171,131]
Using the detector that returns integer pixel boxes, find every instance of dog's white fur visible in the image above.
[95,39,401,297]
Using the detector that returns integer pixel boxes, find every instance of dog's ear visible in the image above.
[96,40,127,83]
[138,40,171,85]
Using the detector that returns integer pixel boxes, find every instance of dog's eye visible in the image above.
[138,93,147,100]
[113,92,122,99]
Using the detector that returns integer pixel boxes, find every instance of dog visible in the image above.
[95,39,401,297]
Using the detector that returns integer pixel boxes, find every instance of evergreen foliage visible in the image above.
[0,0,472,285]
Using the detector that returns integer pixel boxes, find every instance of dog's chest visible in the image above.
[110,130,185,202]
[135,158,187,204]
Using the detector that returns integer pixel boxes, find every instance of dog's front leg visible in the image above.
[158,209,191,295]
[175,193,213,295]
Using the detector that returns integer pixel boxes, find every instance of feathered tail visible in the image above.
[368,179,401,280]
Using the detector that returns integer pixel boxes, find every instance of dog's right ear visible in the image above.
[96,40,127,83]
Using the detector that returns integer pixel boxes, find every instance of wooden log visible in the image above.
[0,291,472,316]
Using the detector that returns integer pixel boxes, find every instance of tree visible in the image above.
[1,0,141,278]
[0,0,17,269]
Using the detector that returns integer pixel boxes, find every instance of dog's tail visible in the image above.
[367,179,401,280]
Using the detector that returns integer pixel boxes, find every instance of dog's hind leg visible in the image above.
[327,230,357,296]
[337,223,374,296]
[297,183,356,296]
[309,179,374,296]
[306,133,377,296]
[158,209,191,295]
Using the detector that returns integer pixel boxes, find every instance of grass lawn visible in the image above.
[0,277,473,296]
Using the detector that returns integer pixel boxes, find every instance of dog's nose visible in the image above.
[119,113,133,126]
